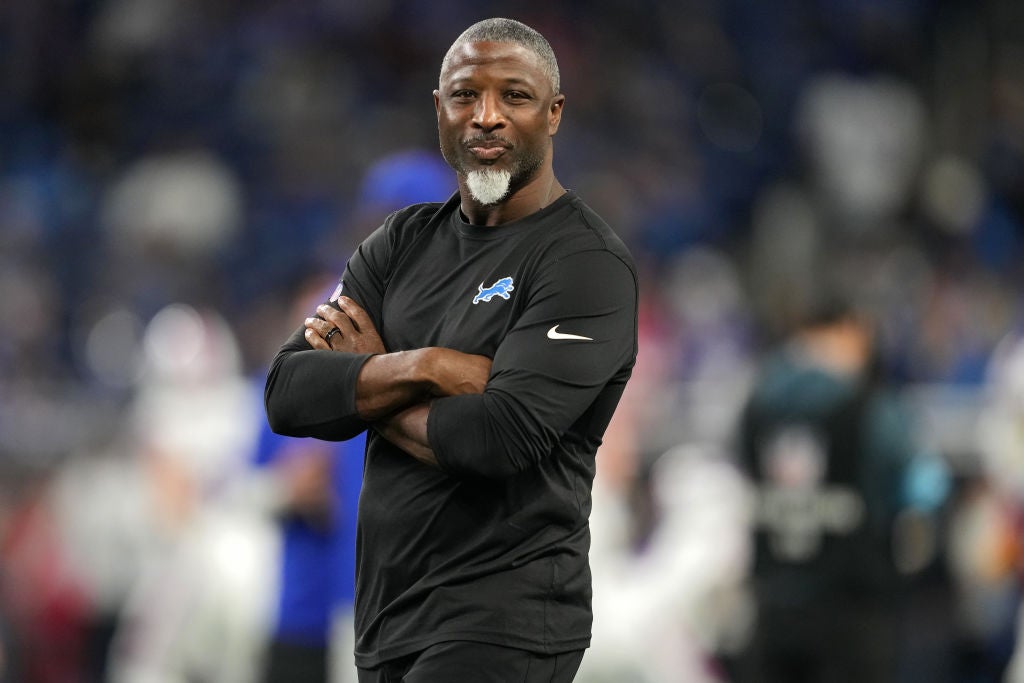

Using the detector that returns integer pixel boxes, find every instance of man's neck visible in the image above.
[459,170,566,226]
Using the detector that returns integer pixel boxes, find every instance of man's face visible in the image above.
[434,41,564,193]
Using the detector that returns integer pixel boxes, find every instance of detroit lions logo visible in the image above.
[472,276,515,304]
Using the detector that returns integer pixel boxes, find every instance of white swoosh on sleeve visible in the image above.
[547,325,594,341]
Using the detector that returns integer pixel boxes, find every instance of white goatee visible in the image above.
[465,169,512,206]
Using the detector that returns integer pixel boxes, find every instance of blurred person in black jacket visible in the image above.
[731,294,949,683]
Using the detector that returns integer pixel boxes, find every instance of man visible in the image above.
[264,17,638,683]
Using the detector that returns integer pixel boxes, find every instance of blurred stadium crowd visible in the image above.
[2,0,1024,681]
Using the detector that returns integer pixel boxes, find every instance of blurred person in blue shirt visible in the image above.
[251,421,365,683]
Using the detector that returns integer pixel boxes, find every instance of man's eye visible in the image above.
[506,91,528,100]
[452,90,475,99]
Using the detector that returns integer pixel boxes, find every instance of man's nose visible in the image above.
[472,92,506,130]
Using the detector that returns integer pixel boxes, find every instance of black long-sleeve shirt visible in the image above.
[265,191,638,667]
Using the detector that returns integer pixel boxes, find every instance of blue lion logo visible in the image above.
[473,276,515,304]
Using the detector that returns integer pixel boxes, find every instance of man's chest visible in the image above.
[380,234,534,355]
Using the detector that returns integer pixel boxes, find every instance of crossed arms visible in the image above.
[290,295,491,468]
[265,243,637,479]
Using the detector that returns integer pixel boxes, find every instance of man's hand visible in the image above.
[304,296,386,355]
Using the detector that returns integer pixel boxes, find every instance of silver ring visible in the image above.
[325,327,340,343]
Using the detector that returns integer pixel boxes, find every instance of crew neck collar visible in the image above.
[451,190,575,239]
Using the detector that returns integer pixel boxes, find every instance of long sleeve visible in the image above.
[264,219,393,441]
[427,248,638,478]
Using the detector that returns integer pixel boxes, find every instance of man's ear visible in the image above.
[548,94,565,135]
[434,90,441,117]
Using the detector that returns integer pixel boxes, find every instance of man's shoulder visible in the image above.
[386,195,458,232]
[555,192,635,270]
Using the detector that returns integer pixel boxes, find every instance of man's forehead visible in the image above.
[441,41,546,83]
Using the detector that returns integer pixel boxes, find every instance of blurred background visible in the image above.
[2,0,1024,681]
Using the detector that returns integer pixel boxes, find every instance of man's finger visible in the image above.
[317,304,356,337]
[304,326,328,350]
[304,316,333,339]
[338,296,373,333]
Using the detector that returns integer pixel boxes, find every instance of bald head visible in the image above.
[440,18,560,95]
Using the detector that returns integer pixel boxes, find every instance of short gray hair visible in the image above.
[439,18,560,95]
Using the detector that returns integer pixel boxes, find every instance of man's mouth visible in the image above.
[469,146,506,160]
[465,138,510,161]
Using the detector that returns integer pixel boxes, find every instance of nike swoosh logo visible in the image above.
[547,325,594,341]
